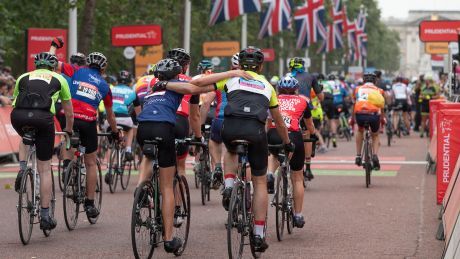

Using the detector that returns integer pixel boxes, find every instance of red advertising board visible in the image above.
[429,99,446,139]
[262,49,275,62]
[419,20,460,42]
[111,25,162,47]
[436,109,460,204]
[27,28,67,71]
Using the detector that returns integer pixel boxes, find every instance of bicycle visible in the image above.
[385,108,393,147]
[106,127,132,193]
[360,123,373,188]
[55,139,66,192]
[189,137,211,206]
[131,138,191,258]
[132,138,143,170]
[16,129,68,245]
[336,106,352,141]
[320,117,331,148]
[393,104,408,138]
[302,138,317,189]
[226,140,266,259]
[62,131,108,230]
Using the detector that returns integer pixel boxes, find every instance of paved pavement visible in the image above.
[0,134,444,258]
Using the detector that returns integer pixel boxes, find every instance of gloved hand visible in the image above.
[284,142,295,153]
[51,37,64,49]
[111,130,121,142]
[152,81,168,92]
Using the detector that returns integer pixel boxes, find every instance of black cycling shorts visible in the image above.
[322,99,335,119]
[74,119,98,154]
[206,106,216,126]
[211,118,224,144]
[313,118,321,130]
[393,99,409,112]
[221,117,268,177]
[267,129,304,171]
[54,102,66,130]
[356,113,380,133]
[420,100,430,114]
[174,114,189,159]
[11,109,55,161]
[137,121,176,168]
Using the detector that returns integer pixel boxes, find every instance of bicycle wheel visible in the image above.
[18,169,34,245]
[194,168,200,189]
[227,183,245,259]
[200,161,208,206]
[274,174,284,241]
[108,148,118,193]
[121,159,132,191]
[364,142,371,188]
[43,169,56,237]
[88,161,103,224]
[63,161,79,230]
[285,176,294,235]
[173,175,191,256]
[131,181,155,259]
[57,155,64,192]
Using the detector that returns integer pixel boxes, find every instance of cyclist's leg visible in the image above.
[354,114,366,165]
[35,122,55,209]
[267,128,281,194]
[10,110,30,191]
[77,120,99,201]
[289,131,305,225]
[135,122,165,186]
[210,118,224,170]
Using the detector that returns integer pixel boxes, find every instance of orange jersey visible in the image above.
[353,83,384,114]
[270,95,309,132]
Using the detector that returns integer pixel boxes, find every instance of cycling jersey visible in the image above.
[176,74,199,117]
[269,94,310,132]
[215,70,278,123]
[214,90,228,119]
[331,81,348,105]
[353,83,385,114]
[12,69,71,114]
[134,75,158,104]
[320,80,334,99]
[111,84,140,117]
[290,71,319,98]
[137,79,183,125]
[62,65,113,122]
[419,84,437,101]
[392,82,409,100]
[310,89,323,121]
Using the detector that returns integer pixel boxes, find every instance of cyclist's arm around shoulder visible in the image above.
[165,81,215,95]
[190,70,253,87]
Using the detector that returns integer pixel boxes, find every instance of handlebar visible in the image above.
[55,132,71,150]
[175,138,208,148]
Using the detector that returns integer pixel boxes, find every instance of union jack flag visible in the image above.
[294,0,327,49]
[342,5,358,62]
[209,0,262,26]
[355,9,367,57]
[318,0,344,53]
[258,0,293,39]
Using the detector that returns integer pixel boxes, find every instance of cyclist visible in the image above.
[352,73,385,170]
[166,48,202,177]
[50,40,121,218]
[134,65,158,105]
[288,57,323,181]
[329,74,349,148]
[267,76,316,228]
[417,74,439,138]
[217,47,293,252]
[310,87,327,153]
[391,76,411,135]
[136,58,248,253]
[12,52,74,230]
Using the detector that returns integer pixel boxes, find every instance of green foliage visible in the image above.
[0,0,399,77]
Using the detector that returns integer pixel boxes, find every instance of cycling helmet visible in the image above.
[231,53,240,69]
[70,52,86,66]
[288,57,305,70]
[363,72,377,84]
[167,48,191,67]
[117,70,132,84]
[317,73,325,81]
[327,74,336,81]
[34,52,58,69]
[154,58,182,80]
[147,64,156,75]
[239,46,264,71]
[197,59,214,73]
[278,76,299,90]
[269,76,280,86]
[395,75,404,83]
[105,75,117,85]
[86,52,107,70]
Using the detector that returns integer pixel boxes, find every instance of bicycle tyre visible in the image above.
[200,161,207,205]
[108,148,118,193]
[63,161,79,230]
[88,161,103,224]
[18,169,33,245]
[173,175,191,256]
[131,181,155,259]
[227,183,245,259]
[364,141,371,188]
[285,175,294,235]
[121,159,132,191]
[275,173,284,241]
[57,156,64,192]
[43,168,56,237]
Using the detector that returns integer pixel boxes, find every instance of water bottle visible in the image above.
[35,174,40,196]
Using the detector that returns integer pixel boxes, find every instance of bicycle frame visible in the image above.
[26,144,39,217]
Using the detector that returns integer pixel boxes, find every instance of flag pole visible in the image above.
[242,14,248,49]
[305,49,309,72]
[322,53,326,75]
[183,0,192,75]
[68,0,77,59]
[279,37,284,76]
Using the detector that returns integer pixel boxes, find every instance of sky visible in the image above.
[378,0,460,18]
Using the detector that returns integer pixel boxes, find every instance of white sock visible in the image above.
[267,171,274,176]
[295,213,302,217]
[254,224,265,238]
[224,177,235,188]
[126,146,132,153]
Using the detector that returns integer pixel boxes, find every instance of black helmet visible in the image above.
[167,48,191,67]
[34,52,58,69]
[86,52,107,70]
[105,75,117,85]
[327,74,336,81]
[154,58,182,81]
[197,59,214,73]
[117,70,132,84]
[239,46,264,71]
[317,73,325,81]
[288,57,305,70]
[363,73,377,84]
[70,52,86,66]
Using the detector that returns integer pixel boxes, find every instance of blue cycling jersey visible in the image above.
[137,79,183,125]
[332,82,348,105]
[111,84,137,116]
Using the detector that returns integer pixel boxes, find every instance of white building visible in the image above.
[384,10,460,77]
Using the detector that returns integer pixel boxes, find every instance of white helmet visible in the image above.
[231,53,239,69]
